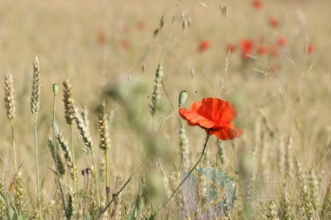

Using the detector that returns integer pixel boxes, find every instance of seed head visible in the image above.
[31,57,41,118]
[98,103,111,152]
[4,74,15,120]
[63,80,75,125]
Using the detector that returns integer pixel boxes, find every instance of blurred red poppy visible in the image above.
[269,45,278,57]
[199,41,211,52]
[269,17,279,28]
[97,29,106,45]
[179,98,242,140]
[278,37,287,47]
[241,39,254,58]
[306,44,315,54]
[253,1,263,9]
[137,21,146,30]
[120,40,130,49]
[257,45,267,55]
[122,25,131,34]
[226,44,236,53]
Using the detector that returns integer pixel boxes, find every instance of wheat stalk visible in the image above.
[14,172,25,214]
[98,103,111,153]
[74,106,93,153]
[81,105,90,130]
[149,64,164,116]
[73,106,99,206]
[57,133,74,180]
[285,136,293,181]
[179,123,190,170]
[0,179,5,218]
[98,103,111,196]
[63,80,75,125]
[265,200,280,220]
[308,170,319,210]
[4,74,15,120]
[320,178,331,220]
[279,190,293,220]
[4,73,18,173]
[30,57,42,219]
[48,138,66,177]
[295,159,315,219]
[31,57,41,118]
[63,80,77,191]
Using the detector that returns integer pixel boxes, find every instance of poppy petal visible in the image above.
[198,98,237,125]
[179,108,216,128]
[208,124,242,140]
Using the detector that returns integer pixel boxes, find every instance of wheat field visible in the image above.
[0,0,331,219]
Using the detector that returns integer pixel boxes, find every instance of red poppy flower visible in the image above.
[97,29,106,45]
[226,44,236,53]
[122,25,131,34]
[269,17,279,28]
[198,41,211,52]
[137,21,146,30]
[306,44,315,55]
[179,98,242,140]
[241,39,254,58]
[278,37,287,47]
[120,40,130,49]
[253,1,263,9]
[257,45,267,55]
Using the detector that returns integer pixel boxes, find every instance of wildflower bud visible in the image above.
[53,84,58,95]
[178,90,188,107]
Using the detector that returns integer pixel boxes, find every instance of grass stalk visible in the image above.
[33,118,42,219]
[31,57,42,219]
[11,120,17,173]
[70,124,77,192]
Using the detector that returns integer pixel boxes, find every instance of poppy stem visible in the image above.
[155,132,211,214]
[156,107,179,135]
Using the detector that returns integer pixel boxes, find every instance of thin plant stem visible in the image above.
[70,125,77,192]
[105,150,108,197]
[52,91,60,178]
[156,132,210,215]
[91,148,100,206]
[33,118,42,220]
[156,107,180,135]
[83,174,89,220]
[10,120,17,173]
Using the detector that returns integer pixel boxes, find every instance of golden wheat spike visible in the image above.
[63,79,75,125]
[4,73,15,120]
[31,57,41,118]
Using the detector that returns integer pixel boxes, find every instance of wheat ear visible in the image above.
[4,73,18,173]
[30,57,42,219]
[320,178,331,220]
[149,64,164,116]
[73,106,99,206]
[63,80,77,191]
[98,103,111,197]
[57,133,74,180]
